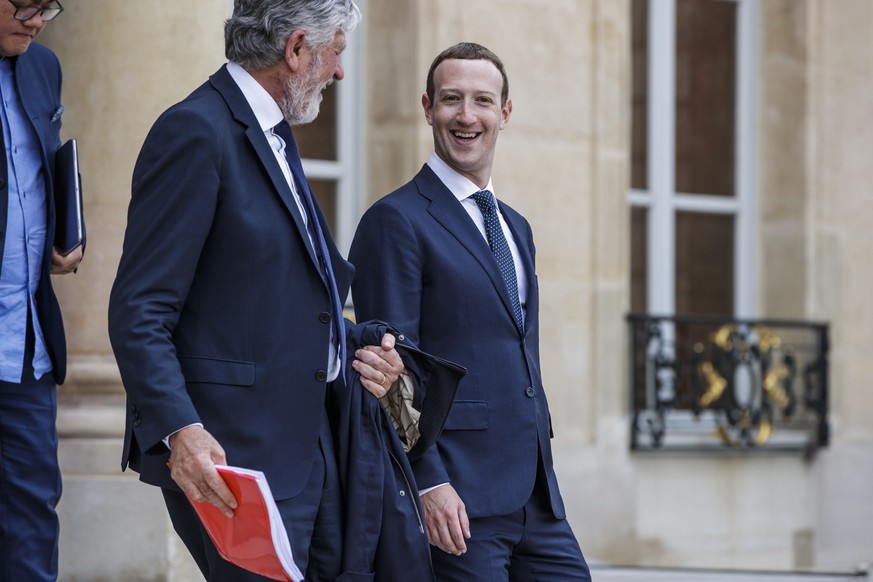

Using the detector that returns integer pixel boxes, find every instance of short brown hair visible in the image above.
[425,42,509,106]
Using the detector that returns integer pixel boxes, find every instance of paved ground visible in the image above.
[590,565,872,582]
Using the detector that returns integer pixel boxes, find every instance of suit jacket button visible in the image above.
[0,178,6,189]
[525,386,535,398]
[133,416,142,427]
[319,311,331,324]
[315,370,327,382]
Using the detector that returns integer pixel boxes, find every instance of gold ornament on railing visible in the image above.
[756,325,782,352]
[712,324,735,351]
[763,364,790,409]
[698,362,727,407]
[700,324,788,446]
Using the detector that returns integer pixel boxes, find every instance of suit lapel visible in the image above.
[208,66,320,270]
[14,55,50,166]
[414,166,522,334]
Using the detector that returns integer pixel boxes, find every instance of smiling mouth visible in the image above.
[452,131,479,141]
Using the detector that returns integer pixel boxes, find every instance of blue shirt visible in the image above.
[0,56,52,382]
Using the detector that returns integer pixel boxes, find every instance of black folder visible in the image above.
[53,138,85,256]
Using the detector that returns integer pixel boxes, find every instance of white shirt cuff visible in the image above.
[162,422,204,449]
[419,482,450,496]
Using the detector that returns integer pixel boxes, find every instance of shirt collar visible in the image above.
[226,61,284,132]
[426,152,495,203]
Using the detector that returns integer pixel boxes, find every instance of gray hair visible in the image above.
[225,0,361,71]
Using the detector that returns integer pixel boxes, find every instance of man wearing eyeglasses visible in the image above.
[0,1,81,581]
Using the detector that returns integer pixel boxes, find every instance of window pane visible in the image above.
[675,0,736,197]
[295,83,338,161]
[630,206,648,312]
[675,211,734,316]
[310,180,338,235]
[631,0,648,191]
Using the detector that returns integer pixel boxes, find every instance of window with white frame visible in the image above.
[629,0,758,320]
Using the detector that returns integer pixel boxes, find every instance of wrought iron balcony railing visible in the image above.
[627,314,829,453]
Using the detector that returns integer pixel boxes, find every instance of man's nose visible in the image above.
[22,11,46,26]
[457,100,475,123]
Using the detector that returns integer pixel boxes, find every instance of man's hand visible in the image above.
[353,332,405,398]
[420,485,471,555]
[167,425,237,517]
[50,246,83,274]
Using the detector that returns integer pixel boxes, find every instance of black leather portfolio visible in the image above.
[53,138,85,256]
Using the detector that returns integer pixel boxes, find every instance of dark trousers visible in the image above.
[430,469,591,582]
[0,326,61,582]
[162,414,342,581]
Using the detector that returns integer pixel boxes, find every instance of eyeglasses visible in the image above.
[7,0,64,22]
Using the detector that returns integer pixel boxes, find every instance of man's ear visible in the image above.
[283,30,307,73]
[499,98,512,130]
[421,93,434,126]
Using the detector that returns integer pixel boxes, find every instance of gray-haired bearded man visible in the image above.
[108,1,403,579]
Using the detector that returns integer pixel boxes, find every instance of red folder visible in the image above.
[186,465,303,582]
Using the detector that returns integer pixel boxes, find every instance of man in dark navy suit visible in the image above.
[108,1,403,580]
[350,43,591,581]
[0,2,82,580]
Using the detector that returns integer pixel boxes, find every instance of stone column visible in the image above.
[759,0,810,318]
[803,0,873,570]
[39,2,231,579]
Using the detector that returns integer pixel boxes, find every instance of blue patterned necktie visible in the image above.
[471,190,524,334]
[273,121,346,372]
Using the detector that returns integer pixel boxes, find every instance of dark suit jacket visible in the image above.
[108,65,354,500]
[333,320,464,582]
[349,164,566,520]
[0,43,66,384]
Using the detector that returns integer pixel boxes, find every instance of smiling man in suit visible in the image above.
[0,1,83,580]
[349,42,591,581]
[108,1,404,580]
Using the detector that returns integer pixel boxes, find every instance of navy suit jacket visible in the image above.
[108,65,354,500]
[0,43,66,384]
[349,164,566,519]
[334,320,465,581]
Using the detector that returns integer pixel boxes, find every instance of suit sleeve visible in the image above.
[349,200,451,488]
[350,202,423,343]
[108,107,222,454]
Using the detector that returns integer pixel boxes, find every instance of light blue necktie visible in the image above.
[274,121,346,374]
[471,190,524,334]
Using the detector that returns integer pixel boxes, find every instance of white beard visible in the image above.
[280,53,329,126]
